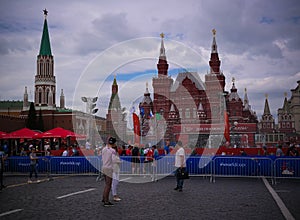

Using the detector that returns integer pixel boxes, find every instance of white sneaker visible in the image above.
[113,197,121,202]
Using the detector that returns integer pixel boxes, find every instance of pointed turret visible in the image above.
[211,29,218,53]
[170,104,175,112]
[139,82,154,121]
[159,33,166,59]
[141,82,152,105]
[228,77,240,101]
[108,75,121,110]
[23,86,29,110]
[112,75,118,94]
[39,9,52,56]
[197,102,206,120]
[106,75,127,140]
[263,94,271,115]
[35,9,56,109]
[209,29,221,74]
[60,89,65,109]
[205,29,225,94]
[259,93,275,134]
[243,88,250,110]
[157,33,169,76]
[168,104,178,120]
[282,92,289,113]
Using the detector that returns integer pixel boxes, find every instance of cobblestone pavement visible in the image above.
[0,175,299,220]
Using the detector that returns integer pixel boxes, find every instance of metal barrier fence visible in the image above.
[274,158,300,184]
[3,156,300,183]
[212,156,274,183]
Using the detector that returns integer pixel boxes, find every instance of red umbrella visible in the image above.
[0,131,8,139]
[38,127,86,139]
[7,128,41,139]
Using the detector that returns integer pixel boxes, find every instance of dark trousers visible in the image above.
[29,164,38,179]
[176,168,184,189]
[102,174,113,202]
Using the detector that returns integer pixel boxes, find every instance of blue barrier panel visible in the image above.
[5,156,50,173]
[186,156,213,175]
[50,157,99,174]
[6,157,30,172]
[274,157,300,178]
[213,156,273,177]
[156,156,175,175]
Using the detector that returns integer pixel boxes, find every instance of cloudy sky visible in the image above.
[0,0,299,120]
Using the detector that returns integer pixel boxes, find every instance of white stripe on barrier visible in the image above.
[0,209,23,217]
[262,177,295,220]
[56,188,96,199]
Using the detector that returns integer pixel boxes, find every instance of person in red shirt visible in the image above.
[126,145,132,156]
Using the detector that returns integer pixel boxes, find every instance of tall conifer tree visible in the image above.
[26,102,37,130]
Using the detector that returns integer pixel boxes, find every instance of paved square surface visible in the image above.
[0,175,299,219]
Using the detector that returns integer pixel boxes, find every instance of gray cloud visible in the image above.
[0,0,299,120]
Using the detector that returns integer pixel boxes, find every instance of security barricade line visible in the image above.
[3,156,300,182]
[212,157,274,183]
[274,158,300,184]
[4,156,51,174]
[49,157,100,175]
[118,156,213,179]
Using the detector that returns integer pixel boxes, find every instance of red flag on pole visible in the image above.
[133,112,140,144]
[224,111,230,143]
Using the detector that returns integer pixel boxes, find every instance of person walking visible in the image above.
[174,141,186,192]
[102,137,117,207]
[28,147,39,183]
[112,145,121,202]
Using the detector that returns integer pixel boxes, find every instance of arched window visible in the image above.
[193,108,196,118]
[38,88,42,104]
[46,88,50,104]
[46,60,49,75]
[185,108,190,118]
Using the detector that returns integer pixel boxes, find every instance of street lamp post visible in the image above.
[81,97,98,145]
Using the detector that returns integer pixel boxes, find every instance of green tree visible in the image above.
[26,102,37,130]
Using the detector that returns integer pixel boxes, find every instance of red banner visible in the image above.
[132,113,140,144]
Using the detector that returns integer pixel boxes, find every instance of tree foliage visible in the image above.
[26,102,37,130]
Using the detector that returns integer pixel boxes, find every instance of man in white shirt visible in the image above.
[174,141,186,192]
[85,139,91,150]
[62,148,68,156]
[102,137,117,207]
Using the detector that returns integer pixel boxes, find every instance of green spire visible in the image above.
[113,75,117,85]
[39,14,52,56]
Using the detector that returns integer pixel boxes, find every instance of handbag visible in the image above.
[177,168,189,179]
